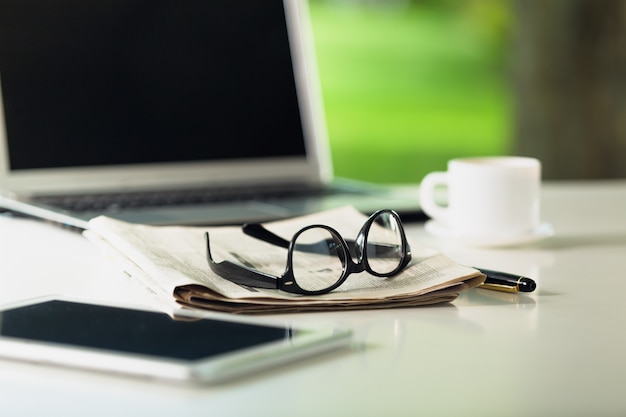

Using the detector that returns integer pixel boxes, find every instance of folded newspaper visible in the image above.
[84,206,484,314]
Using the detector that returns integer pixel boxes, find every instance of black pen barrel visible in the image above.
[477,268,537,293]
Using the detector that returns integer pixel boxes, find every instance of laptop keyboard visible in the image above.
[34,184,331,212]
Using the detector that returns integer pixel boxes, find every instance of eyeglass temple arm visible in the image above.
[244,222,353,254]
[204,232,279,289]
[242,223,398,257]
[242,223,291,249]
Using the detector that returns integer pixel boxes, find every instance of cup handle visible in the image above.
[419,172,449,224]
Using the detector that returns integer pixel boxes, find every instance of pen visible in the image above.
[475,268,537,293]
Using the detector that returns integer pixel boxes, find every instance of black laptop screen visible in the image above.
[0,0,307,171]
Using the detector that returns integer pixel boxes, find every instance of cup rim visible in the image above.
[450,156,539,168]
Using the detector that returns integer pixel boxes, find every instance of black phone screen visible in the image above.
[0,300,289,361]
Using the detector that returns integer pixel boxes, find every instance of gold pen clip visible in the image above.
[478,282,519,293]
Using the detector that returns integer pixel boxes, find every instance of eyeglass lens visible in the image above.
[292,227,347,292]
[366,211,404,275]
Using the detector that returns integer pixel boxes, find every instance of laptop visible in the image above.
[0,0,422,229]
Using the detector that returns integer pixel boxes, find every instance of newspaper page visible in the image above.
[85,206,484,313]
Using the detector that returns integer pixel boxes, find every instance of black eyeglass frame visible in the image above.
[205,209,412,296]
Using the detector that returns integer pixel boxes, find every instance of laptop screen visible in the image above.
[0,0,308,171]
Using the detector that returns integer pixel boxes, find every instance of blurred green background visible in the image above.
[309,0,513,184]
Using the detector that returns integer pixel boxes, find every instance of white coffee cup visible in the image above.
[419,156,542,240]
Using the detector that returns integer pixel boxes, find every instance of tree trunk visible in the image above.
[512,0,626,179]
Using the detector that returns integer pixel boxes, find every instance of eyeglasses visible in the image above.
[205,209,412,295]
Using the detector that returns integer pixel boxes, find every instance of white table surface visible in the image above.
[1,180,625,417]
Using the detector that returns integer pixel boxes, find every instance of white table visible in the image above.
[1,180,625,417]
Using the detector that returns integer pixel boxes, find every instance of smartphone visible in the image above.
[0,297,351,384]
